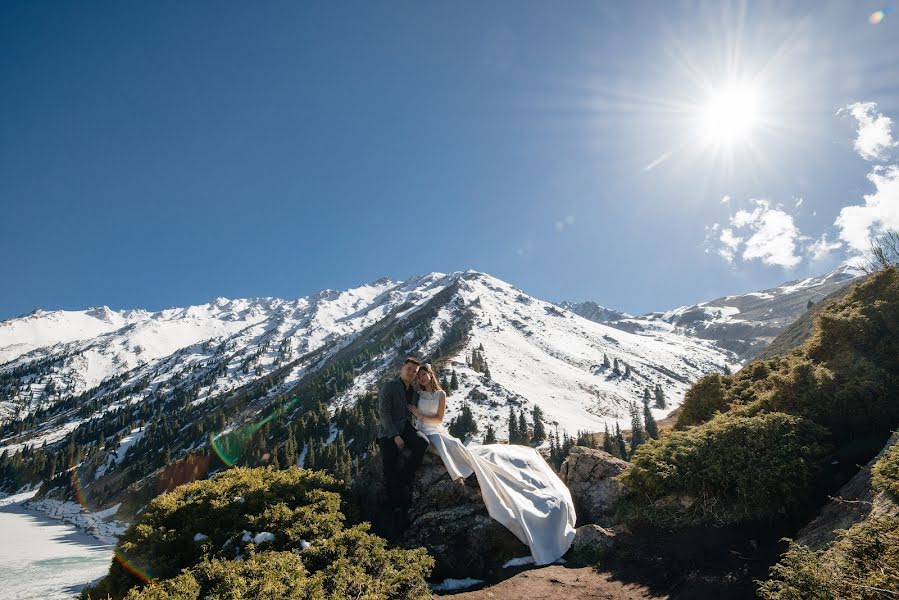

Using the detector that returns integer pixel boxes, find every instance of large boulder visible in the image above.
[558,446,629,526]
[352,451,528,580]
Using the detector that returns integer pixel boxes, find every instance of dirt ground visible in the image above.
[443,565,664,599]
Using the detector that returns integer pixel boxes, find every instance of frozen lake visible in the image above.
[0,493,113,600]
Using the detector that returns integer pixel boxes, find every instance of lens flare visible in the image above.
[870,6,894,23]
[68,453,155,584]
[66,394,305,586]
[210,395,303,466]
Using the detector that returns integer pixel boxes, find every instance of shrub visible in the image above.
[619,412,828,527]
[757,516,899,599]
[674,373,728,429]
[84,466,432,600]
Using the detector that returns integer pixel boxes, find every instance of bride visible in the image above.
[407,363,576,565]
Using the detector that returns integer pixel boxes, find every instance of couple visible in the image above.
[377,357,576,565]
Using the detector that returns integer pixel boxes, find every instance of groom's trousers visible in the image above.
[378,422,429,507]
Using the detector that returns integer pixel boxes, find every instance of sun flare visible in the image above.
[700,83,762,146]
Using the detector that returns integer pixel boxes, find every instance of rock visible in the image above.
[558,446,630,526]
[571,523,615,555]
[351,451,528,580]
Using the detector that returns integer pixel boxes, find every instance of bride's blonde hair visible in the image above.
[417,363,443,393]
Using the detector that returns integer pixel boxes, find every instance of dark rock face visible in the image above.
[351,452,528,580]
[558,446,629,526]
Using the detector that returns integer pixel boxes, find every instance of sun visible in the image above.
[699,83,762,146]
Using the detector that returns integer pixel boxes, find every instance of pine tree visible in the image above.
[643,387,652,406]
[508,406,518,443]
[654,384,667,409]
[612,357,621,376]
[483,362,491,380]
[602,422,614,454]
[603,354,611,369]
[723,363,732,375]
[284,429,298,467]
[484,424,497,444]
[614,423,627,459]
[643,403,659,440]
[441,376,451,393]
[531,405,546,442]
[450,370,459,390]
[623,363,630,378]
[629,402,646,455]
[518,411,528,444]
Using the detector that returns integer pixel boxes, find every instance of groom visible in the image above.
[377,357,429,525]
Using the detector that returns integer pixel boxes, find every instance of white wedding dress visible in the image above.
[415,389,577,565]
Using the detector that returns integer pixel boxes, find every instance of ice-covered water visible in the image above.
[0,493,113,599]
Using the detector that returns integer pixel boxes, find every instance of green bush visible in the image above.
[620,412,828,527]
[674,373,728,429]
[757,516,899,599]
[84,467,432,600]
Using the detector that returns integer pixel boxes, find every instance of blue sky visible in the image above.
[2,1,899,320]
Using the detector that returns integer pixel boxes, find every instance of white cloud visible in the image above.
[709,199,803,268]
[834,165,899,253]
[720,195,731,204]
[841,102,897,161]
[795,197,804,208]
[808,234,843,261]
[718,228,743,263]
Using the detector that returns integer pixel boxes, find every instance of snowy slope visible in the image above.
[432,273,733,437]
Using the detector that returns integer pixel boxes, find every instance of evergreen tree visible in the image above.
[623,363,630,378]
[531,405,546,442]
[483,362,491,381]
[723,363,732,375]
[441,375,451,393]
[603,354,611,369]
[614,423,627,459]
[629,402,646,455]
[484,424,497,444]
[518,411,528,444]
[602,422,614,454]
[806,299,815,310]
[654,384,667,409]
[643,403,659,440]
[284,429,298,467]
[613,358,621,376]
[643,387,652,406]
[508,406,518,443]
[450,370,459,390]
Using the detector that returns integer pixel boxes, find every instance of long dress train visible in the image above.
[415,389,576,565]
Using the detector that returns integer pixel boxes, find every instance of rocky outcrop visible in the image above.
[796,432,899,551]
[352,452,528,580]
[558,446,629,526]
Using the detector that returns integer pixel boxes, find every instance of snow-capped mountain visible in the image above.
[563,266,861,359]
[0,271,734,456]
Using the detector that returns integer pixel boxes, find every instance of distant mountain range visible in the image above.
[560,266,861,360]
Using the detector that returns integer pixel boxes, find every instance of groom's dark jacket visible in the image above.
[377,377,419,439]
